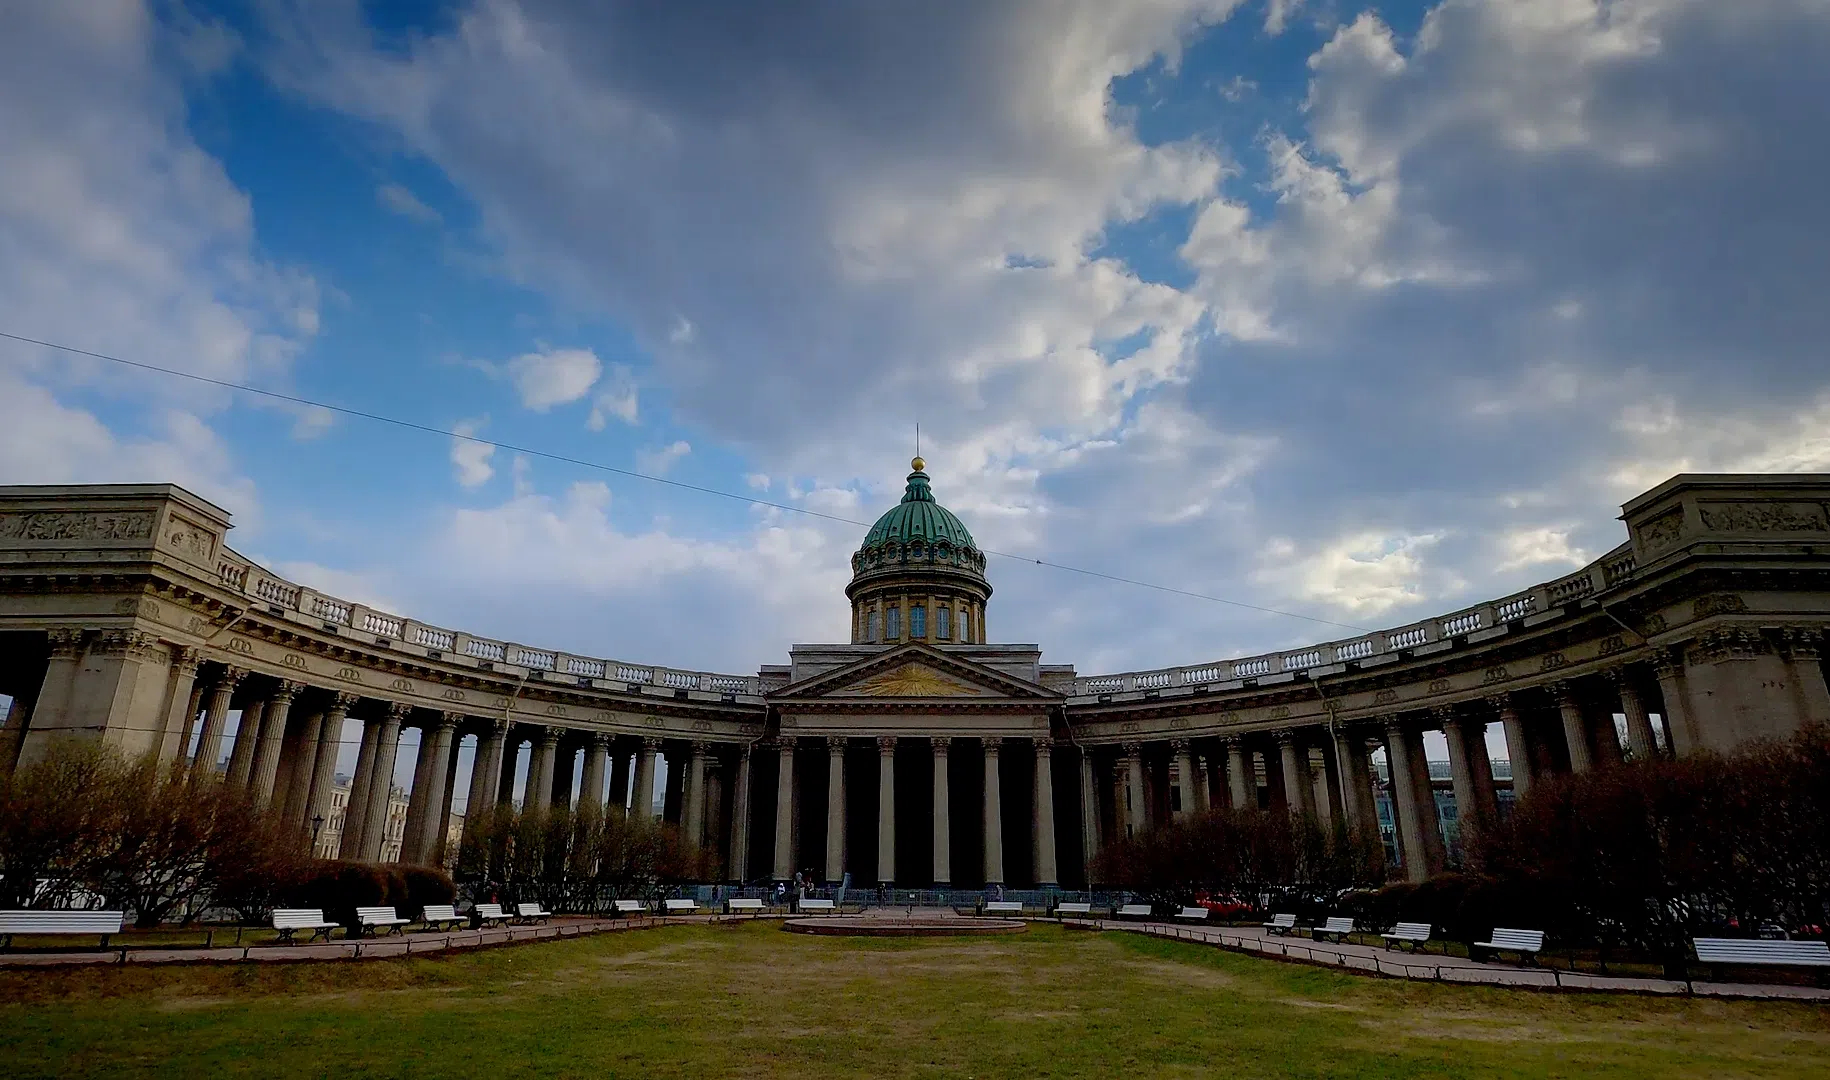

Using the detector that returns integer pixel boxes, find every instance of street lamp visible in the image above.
[311,814,325,855]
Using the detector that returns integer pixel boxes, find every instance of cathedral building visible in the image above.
[2,465,1827,886]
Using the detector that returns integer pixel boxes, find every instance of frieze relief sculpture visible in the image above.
[0,511,155,543]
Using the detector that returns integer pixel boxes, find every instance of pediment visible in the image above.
[772,643,1056,702]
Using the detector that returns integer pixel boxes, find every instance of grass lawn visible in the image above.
[3,921,1827,1078]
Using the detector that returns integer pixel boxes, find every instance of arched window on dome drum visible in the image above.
[910,604,925,641]
[886,606,900,641]
[866,610,879,643]
[936,605,949,642]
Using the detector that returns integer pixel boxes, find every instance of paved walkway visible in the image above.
[0,916,669,967]
[1077,918,1830,1002]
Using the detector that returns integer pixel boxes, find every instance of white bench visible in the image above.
[1263,913,1298,936]
[613,899,647,916]
[1380,921,1432,951]
[1115,904,1153,919]
[982,901,1024,915]
[1472,927,1545,965]
[0,909,125,949]
[1053,902,1094,918]
[725,898,767,916]
[662,899,698,915]
[1312,916,1354,943]
[1175,906,1210,921]
[271,908,339,944]
[516,902,552,925]
[419,905,465,931]
[798,898,838,914]
[1694,938,1830,975]
[356,906,409,937]
[473,903,510,928]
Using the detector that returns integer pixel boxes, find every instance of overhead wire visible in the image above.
[0,329,1370,634]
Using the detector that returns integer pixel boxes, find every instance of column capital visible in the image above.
[273,679,306,703]
[1777,626,1824,661]
[1650,644,1689,677]
[1381,716,1407,736]
[438,710,465,729]
[329,691,359,712]
[773,737,796,755]
[826,734,848,752]
[1548,679,1579,707]
[219,665,250,688]
[46,627,86,657]
[168,645,202,676]
[642,734,664,751]
[1169,737,1189,754]
[1428,704,1457,725]
[691,739,710,756]
[983,736,1002,752]
[1121,740,1141,757]
[930,736,951,758]
[1485,691,1516,713]
[1035,737,1054,757]
[1273,728,1296,747]
[590,731,613,750]
[386,700,413,719]
[877,735,897,753]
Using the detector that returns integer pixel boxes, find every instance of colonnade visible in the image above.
[762,734,1062,889]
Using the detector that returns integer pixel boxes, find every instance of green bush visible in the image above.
[399,864,456,920]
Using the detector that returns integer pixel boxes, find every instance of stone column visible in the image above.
[771,740,796,881]
[1225,738,1251,810]
[466,719,506,827]
[982,737,1004,886]
[1611,668,1659,762]
[1121,742,1144,836]
[525,727,559,814]
[931,737,951,886]
[435,724,463,862]
[1277,730,1314,820]
[339,712,382,859]
[575,732,606,812]
[0,696,29,782]
[1171,739,1196,821]
[249,681,301,808]
[155,647,201,765]
[1553,682,1593,774]
[875,736,897,886]
[359,703,408,860]
[684,741,709,847]
[1033,739,1058,888]
[1438,707,1481,860]
[1077,747,1099,876]
[410,713,457,865]
[193,667,246,771]
[1335,728,1378,836]
[1651,648,1699,756]
[1381,720,1431,883]
[401,720,440,862]
[633,736,661,820]
[824,736,847,883]
[729,744,753,880]
[225,698,267,789]
[21,630,83,759]
[1781,629,1830,728]
[1192,750,1212,812]
[281,708,325,829]
[1492,693,1532,800]
[305,694,354,852]
[175,684,207,769]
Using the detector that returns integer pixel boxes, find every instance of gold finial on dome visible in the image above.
[911,455,925,472]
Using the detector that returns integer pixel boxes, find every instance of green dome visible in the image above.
[861,464,976,551]
[851,458,987,578]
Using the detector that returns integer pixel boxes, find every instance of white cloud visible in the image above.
[450,419,495,486]
[586,363,639,429]
[637,439,691,475]
[1494,526,1588,574]
[1264,0,1302,36]
[376,181,441,224]
[1253,531,1448,618]
[508,346,602,411]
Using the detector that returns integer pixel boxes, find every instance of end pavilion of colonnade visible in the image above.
[2,465,1829,887]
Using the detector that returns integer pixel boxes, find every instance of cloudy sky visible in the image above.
[6,0,1830,693]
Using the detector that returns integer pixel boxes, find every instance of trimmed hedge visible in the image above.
[289,860,454,928]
